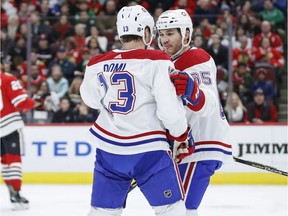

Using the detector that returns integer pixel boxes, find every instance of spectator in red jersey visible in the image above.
[0,70,35,210]
[244,87,278,123]
[198,18,213,41]
[65,38,83,65]
[252,36,285,70]
[17,2,31,24]
[71,23,86,51]
[252,20,283,53]
[232,35,253,69]
[52,14,73,44]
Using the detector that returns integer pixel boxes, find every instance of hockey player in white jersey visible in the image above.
[156,9,233,216]
[80,5,194,216]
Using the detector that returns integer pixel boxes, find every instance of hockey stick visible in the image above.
[126,157,288,201]
[233,156,288,177]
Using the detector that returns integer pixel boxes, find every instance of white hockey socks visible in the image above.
[153,200,186,216]
[87,207,123,216]
[186,209,199,216]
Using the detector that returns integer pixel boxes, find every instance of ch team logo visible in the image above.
[164,189,172,198]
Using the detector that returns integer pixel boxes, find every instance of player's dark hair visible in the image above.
[121,35,142,43]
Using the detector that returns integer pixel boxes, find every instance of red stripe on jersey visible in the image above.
[174,48,211,71]
[93,123,166,139]
[183,162,195,192]
[87,49,171,66]
[187,90,205,112]
[173,157,185,198]
[195,141,232,148]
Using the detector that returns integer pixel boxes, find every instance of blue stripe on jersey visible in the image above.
[89,128,167,147]
[194,148,232,155]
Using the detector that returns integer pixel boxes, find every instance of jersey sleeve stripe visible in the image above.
[11,94,28,106]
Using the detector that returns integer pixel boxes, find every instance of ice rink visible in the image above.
[0,184,287,216]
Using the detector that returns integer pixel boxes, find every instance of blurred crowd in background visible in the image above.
[1,0,286,124]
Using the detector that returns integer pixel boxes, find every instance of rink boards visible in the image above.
[0,124,287,184]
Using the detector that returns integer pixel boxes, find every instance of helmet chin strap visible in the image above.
[142,28,153,48]
[142,36,152,48]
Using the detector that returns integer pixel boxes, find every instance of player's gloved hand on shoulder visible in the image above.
[166,127,195,164]
[170,71,204,110]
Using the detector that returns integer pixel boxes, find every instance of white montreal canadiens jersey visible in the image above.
[80,49,187,155]
[173,47,232,163]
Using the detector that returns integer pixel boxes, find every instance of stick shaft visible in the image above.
[233,157,288,177]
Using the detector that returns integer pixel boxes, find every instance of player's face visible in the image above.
[158,29,182,56]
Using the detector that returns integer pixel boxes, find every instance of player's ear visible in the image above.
[184,29,190,43]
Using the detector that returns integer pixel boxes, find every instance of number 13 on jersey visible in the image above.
[98,71,136,114]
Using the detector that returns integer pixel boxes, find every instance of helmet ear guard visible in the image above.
[116,5,155,46]
[156,9,193,53]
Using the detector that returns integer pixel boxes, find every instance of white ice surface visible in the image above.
[1,184,287,216]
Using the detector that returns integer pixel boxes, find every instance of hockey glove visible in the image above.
[170,71,204,111]
[166,128,195,164]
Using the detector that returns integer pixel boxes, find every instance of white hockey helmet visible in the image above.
[156,9,193,50]
[116,5,155,46]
